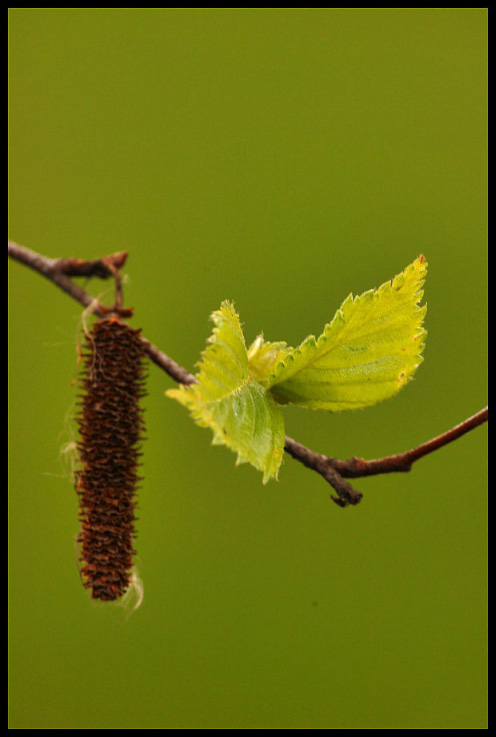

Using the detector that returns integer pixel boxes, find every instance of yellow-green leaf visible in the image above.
[247,335,291,385]
[268,256,427,411]
[166,301,285,482]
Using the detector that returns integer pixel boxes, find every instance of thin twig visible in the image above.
[9,241,132,317]
[8,240,196,387]
[8,240,488,507]
[284,406,488,504]
[9,240,106,314]
[324,406,489,478]
[283,438,363,506]
[140,338,197,387]
[56,251,128,278]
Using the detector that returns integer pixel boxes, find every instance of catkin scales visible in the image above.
[76,316,145,601]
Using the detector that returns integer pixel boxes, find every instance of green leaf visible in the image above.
[267,256,427,411]
[247,335,291,385]
[166,301,285,482]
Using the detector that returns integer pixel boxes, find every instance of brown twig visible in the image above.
[9,240,107,315]
[56,251,128,278]
[140,337,197,387]
[283,438,364,506]
[8,241,132,317]
[8,240,488,507]
[284,406,488,504]
[323,406,489,478]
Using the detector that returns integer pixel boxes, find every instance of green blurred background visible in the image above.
[8,8,487,729]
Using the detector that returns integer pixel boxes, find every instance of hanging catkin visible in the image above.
[76,315,146,601]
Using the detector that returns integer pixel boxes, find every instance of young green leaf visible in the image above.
[267,256,427,411]
[246,335,291,385]
[166,301,285,482]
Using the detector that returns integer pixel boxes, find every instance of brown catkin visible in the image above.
[76,316,146,601]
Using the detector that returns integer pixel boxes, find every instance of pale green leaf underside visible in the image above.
[259,256,428,411]
[166,301,285,482]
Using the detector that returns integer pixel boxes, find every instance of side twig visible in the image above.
[8,240,488,507]
[323,407,489,478]
[284,406,488,504]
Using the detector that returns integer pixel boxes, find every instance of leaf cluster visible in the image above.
[167,257,427,482]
